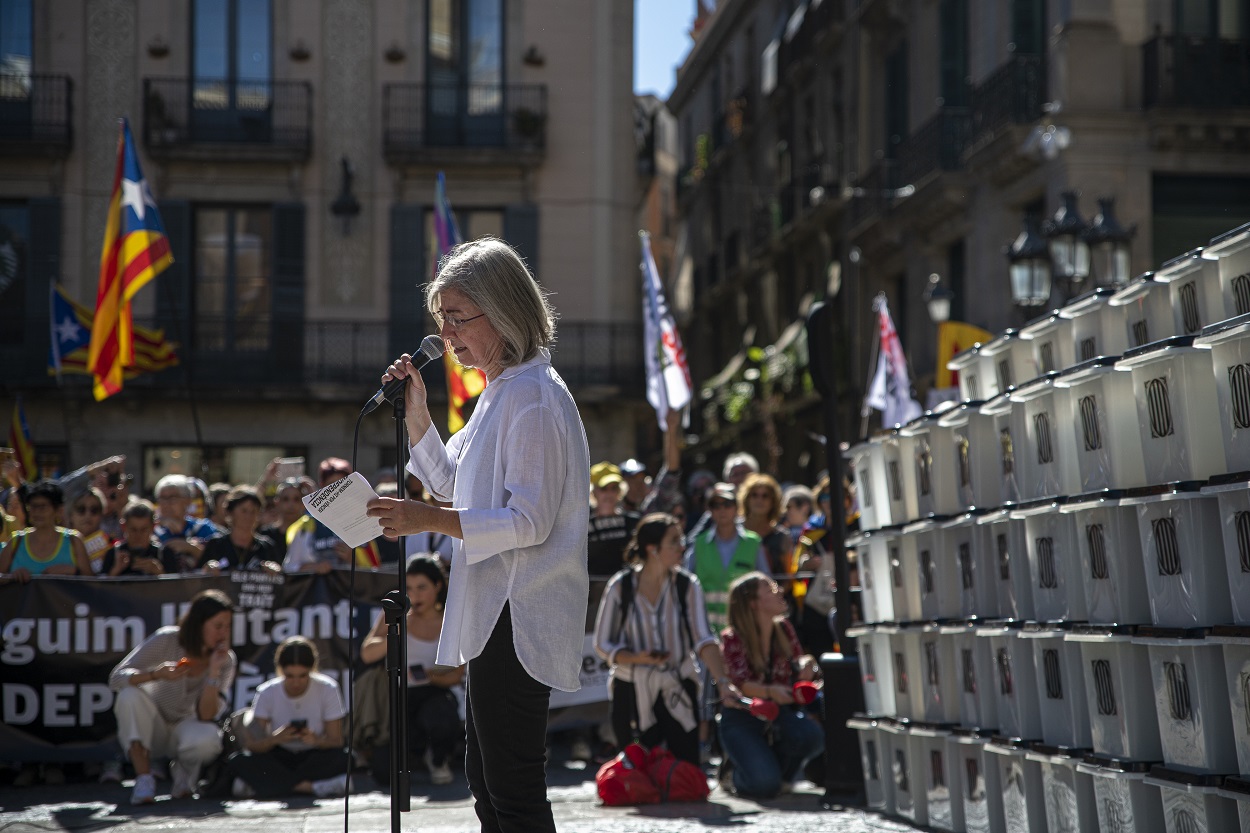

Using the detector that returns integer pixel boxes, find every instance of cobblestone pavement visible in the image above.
[0,766,920,833]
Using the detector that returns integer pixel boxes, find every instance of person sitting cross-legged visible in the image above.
[227,636,350,799]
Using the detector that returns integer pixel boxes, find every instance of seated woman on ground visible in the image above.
[360,554,464,785]
[716,571,824,798]
[227,636,350,799]
[0,479,92,583]
[107,589,236,804]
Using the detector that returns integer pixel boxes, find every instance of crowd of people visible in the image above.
[1,237,854,817]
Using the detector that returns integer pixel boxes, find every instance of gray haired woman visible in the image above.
[367,237,590,833]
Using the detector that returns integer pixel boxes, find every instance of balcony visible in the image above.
[896,107,972,187]
[142,78,312,162]
[0,73,73,157]
[969,54,1045,143]
[846,159,900,230]
[383,83,547,167]
[1143,35,1250,109]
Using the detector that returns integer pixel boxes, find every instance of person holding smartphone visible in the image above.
[360,554,464,786]
[227,636,349,799]
[593,513,741,766]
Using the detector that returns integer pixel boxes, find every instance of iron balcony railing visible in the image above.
[142,77,312,158]
[896,107,973,186]
[383,83,547,160]
[1143,35,1250,108]
[847,159,900,229]
[970,53,1046,140]
[0,72,73,154]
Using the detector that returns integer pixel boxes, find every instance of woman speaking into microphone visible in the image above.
[367,237,589,833]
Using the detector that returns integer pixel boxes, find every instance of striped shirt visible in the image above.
[593,566,718,684]
[108,626,236,723]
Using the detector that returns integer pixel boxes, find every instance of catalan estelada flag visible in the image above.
[7,396,35,482]
[49,284,178,380]
[87,118,173,400]
[434,171,486,433]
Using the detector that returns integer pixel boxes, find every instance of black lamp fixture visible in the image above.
[1085,196,1135,288]
[923,272,953,323]
[1044,190,1091,287]
[330,156,361,235]
[1007,211,1053,308]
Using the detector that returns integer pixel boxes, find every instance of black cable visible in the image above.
[344,406,366,833]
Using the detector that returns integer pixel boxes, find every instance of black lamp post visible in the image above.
[1007,212,1053,308]
[1085,196,1135,288]
[1044,190,1091,288]
[924,272,953,323]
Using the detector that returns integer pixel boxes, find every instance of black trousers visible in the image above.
[610,676,700,766]
[406,684,461,766]
[227,746,345,798]
[465,603,555,833]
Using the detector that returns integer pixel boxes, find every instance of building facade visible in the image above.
[0,0,642,489]
[668,0,1250,483]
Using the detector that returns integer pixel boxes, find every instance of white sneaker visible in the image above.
[425,748,453,785]
[99,760,124,784]
[311,773,349,798]
[131,773,157,805]
[170,760,197,799]
[231,778,255,799]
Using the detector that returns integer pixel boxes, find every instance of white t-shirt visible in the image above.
[406,632,439,686]
[251,671,346,752]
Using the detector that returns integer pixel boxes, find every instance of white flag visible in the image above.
[865,296,922,427]
[641,232,692,428]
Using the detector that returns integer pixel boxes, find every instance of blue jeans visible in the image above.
[716,704,824,798]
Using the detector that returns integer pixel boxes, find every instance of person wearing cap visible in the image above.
[683,482,771,633]
[617,458,648,513]
[587,462,640,632]
[685,451,761,542]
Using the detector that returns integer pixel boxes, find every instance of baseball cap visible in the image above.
[590,461,626,490]
[706,482,736,503]
[618,458,647,477]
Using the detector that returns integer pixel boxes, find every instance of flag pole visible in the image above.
[859,295,884,438]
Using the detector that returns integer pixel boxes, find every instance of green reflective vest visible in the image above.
[694,528,761,632]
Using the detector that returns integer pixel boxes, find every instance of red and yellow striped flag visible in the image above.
[444,352,487,433]
[87,118,173,400]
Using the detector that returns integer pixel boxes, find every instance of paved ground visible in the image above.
[0,760,920,833]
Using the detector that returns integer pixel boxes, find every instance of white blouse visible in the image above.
[408,349,590,691]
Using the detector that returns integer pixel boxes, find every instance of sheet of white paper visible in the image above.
[301,472,383,549]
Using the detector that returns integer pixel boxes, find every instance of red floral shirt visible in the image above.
[721,618,803,688]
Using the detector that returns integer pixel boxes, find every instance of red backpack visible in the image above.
[596,743,660,806]
[644,747,711,803]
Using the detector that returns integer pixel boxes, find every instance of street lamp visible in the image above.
[1085,197,1135,288]
[1007,212,1052,308]
[1044,190,1091,287]
[923,272,953,323]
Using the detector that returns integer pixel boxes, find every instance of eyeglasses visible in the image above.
[74,505,103,515]
[433,310,487,331]
[709,500,736,510]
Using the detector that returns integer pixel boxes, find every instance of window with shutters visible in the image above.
[1042,648,1063,699]
[1173,809,1199,833]
[925,641,941,686]
[0,202,30,346]
[1036,536,1058,588]
[1087,523,1109,579]
[1078,395,1102,451]
[1153,517,1182,576]
[967,372,980,399]
[1241,671,1250,734]
[1078,337,1096,362]
[1230,364,1250,429]
[1235,273,1250,317]
[931,750,946,788]
[193,206,273,351]
[997,358,1013,391]
[1033,412,1054,464]
[895,651,908,693]
[1093,658,1117,715]
[1131,319,1149,347]
[1145,377,1174,438]
[888,460,903,501]
[1178,281,1200,334]
[895,748,910,793]
[965,758,979,800]
[1163,661,1192,721]
[962,648,976,693]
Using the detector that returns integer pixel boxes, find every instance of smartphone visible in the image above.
[275,456,306,481]
[289,718,308,730]
[409,664,428,683]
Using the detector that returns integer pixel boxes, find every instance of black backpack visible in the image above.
[612,567,696,655]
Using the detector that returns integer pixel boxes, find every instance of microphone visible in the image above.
[361,335,445,415]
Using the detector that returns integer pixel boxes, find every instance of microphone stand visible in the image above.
[383,392,411,830]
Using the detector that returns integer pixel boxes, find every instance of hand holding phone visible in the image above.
[409,664,428,684]
[289,718,308,731]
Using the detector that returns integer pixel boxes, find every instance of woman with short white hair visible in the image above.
[368,237,590,833]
